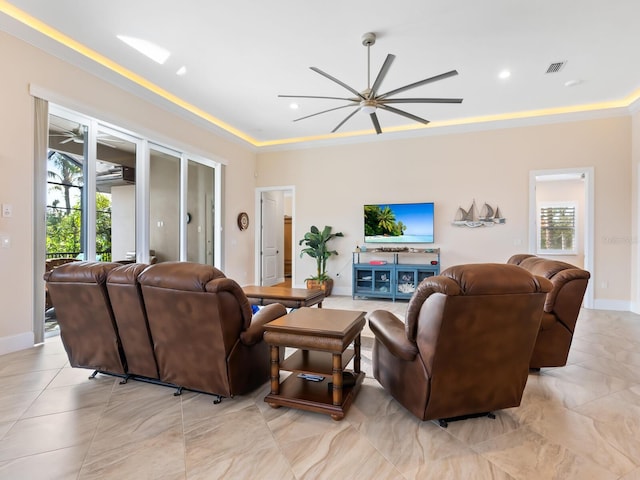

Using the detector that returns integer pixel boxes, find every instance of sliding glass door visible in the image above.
[47,114,87,261]
[149,145,181,263]
[94,126,140,262]
[187,159,216,264]
[43,105,222,338]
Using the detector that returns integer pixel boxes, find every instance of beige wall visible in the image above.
[257,117,632,307]
[0,31,257,353]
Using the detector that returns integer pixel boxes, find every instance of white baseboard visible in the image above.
[0,332,35,356]
[592,299,632,312]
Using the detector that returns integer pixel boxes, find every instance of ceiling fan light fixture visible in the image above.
[360,100,377,115]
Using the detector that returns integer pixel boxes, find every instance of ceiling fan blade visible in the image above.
[379,97,463,104]
[331,108,360,133]
[370,54,395,98]
[378,70,459,99]
[293,104,356,122]
[59,137,75,144]
[279,94,358,102]
[379,104,430,125]
[310,67,366,100]
[370,112,382,135]
[97,140,117,149]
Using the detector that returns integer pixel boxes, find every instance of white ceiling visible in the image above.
[2,1,640,147]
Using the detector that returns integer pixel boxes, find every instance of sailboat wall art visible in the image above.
[453,199,506,228]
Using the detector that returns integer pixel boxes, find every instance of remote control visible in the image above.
[297,373,324,382]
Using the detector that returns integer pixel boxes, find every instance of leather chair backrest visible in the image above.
[508,255,590,331]
[506,253,536,266]
[106,263,159,379]
[44,261,126,374]
[137,261,253,396]
[406,263,552,419]
[519,257,591,315]
[405,263,550,342]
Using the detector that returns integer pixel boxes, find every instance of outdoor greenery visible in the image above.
[46,194,112,260]
[299,225,344,282]
[364,205,406,237]
[47,150,113,260]
[539,205,576,252]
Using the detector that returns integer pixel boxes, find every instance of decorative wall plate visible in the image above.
[237,212,249,231]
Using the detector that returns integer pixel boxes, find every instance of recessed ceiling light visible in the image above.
[117,35,170,64]
[289,103,299,110]
[564,79,583,87]
[176,66,187,76]
[498,70,511,79]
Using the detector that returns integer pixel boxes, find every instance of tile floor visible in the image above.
[1,298,640,479]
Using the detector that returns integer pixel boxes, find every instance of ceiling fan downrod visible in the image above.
[362,32,376,92]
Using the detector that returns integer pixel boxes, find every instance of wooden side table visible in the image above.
[243,285,325,308]
[263,307,366,421]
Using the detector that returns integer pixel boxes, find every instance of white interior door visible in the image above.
[261,191,279,286]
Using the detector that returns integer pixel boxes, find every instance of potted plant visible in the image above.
[299,225,344,296]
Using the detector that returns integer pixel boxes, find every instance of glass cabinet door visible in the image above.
[374,269,392,294]
[355,269,373,293]
[417,269,437,284]
[396,269,417,296]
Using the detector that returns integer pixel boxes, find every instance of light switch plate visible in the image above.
[1,204,12,217]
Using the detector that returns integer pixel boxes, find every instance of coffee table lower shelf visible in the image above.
[265,371,365,420]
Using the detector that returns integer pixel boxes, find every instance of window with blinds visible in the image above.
[537,203,577,254]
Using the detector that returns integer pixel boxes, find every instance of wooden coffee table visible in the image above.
[263,307,366,421]
[243,285,325,308]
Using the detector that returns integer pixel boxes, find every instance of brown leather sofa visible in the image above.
[137,262,286,399]
[45,261,287,401]
[45,261,127,376]
[368,263,552,425]
[507,254,590,368]
[106,262,160,380]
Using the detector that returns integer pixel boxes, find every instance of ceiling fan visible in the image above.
[279,32,462,134]
[50,127,122,148]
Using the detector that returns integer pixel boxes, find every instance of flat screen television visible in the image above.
[364,202,434,243]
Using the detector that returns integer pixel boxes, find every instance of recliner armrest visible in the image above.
[368,310,418,361]
[240,303,287,345]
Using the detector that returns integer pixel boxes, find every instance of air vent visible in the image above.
[546,61,567,74]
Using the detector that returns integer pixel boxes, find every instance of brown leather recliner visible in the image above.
[368,263,552,424]
[106,263,160,380]
[507,254,590,368]
[44,261,127,376]
[137,261,287,399]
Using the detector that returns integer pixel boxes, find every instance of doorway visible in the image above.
[255,186,295,287]
[529,167,594,308]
